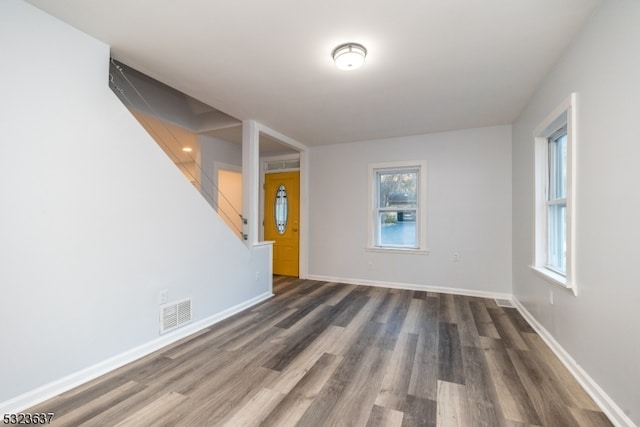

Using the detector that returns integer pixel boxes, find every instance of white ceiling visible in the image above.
[27,0,600,147]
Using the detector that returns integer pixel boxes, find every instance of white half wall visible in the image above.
[511,0,640,424]
[308,126,512,293]
[0,0,271,408]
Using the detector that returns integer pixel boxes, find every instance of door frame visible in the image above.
[264,170,300,276]
[260,153,306,278]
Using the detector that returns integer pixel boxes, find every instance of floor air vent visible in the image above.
[160,298,192,334]
[495,298,515,308]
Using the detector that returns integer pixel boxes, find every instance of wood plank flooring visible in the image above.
[28,277,612,426]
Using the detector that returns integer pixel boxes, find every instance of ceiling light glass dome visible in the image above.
[332,43,367,71]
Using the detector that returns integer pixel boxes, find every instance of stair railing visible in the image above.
[108,58,247,240]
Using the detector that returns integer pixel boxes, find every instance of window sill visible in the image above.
[529,265,577,295]
[366,246,430,255]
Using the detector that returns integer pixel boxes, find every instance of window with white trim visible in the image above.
[547,127,567,274]
[367,161,428,253]
[532,93,576,293]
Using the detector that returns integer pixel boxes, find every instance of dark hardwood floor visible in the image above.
[29,277,612,426]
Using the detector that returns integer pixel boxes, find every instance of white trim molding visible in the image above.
[0,292,273,414]
[532,93,578,295]
[365,246,430,255]
[306,274,513,301]
[367,160,428,253]
[513,298,634,427]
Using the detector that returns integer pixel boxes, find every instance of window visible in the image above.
[547,128,567,274]
[368,161,428,253]
[532,93,576,293]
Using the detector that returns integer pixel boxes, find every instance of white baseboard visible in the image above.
[0,291,273,414]
[513,299,635,427]
[306,274,513,301]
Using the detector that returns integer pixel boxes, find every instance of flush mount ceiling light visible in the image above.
[182,147,193,152]
[332,43,367,71]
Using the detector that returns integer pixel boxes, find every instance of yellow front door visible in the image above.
[264,171,299,276]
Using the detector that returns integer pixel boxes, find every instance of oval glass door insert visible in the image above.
[274,184,288,234]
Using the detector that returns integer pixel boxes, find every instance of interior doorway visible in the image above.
[264,171,300,276]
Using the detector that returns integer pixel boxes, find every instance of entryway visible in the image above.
[264,171,300,276]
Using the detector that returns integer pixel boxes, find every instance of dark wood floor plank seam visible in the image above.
[487,307,529,351]
[262,304,339,371]
[461,345,505,427]
[454,295,482,348]
[480,336,542,425]
[507,347,584,427]
[375,331,419,411]
[469,300,501,339]
[437,322,465,385]
[261,352,340,426]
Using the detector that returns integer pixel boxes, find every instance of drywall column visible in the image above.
[242,120,260,245]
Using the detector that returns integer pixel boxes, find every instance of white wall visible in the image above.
[0,0,271,408]
[512,0,640,423]
[199,134,242,210]
[200,135,242,168]
[308,126,512,294]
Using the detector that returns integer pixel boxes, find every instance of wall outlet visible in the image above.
[255,271,260,281]
[158,289,168,305]
[368,262,373,271]
[549,289,554,305]
[453,251,461,262]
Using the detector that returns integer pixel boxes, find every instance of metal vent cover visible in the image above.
[495,298,515,308]
[160,298,192,334]
[266,159,300,171]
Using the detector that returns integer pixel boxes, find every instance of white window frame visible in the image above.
[531,93,577,295]
[367,160,428,254]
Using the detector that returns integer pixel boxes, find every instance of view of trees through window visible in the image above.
[377,169,418,247]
